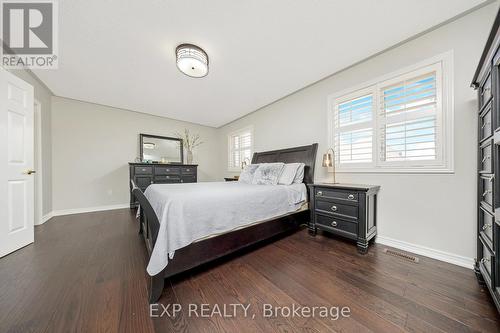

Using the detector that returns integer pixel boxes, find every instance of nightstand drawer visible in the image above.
[315,214,357,238]
[315,188,358,202]
[315,199,358,220]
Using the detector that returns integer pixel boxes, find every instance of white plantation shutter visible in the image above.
[378,65,442,165]
[333,92,374,165]
[329,54,451,173]
[228,128,253,171]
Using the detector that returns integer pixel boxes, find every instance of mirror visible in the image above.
[140,134,183,163]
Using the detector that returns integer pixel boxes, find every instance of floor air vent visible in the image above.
[383,248,419,263]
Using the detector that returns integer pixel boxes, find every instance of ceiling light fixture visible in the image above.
[176,43,209,78]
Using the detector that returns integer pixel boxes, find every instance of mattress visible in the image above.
[144,181,308,275]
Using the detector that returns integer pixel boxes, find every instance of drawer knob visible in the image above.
[482,190,492,197]
[481,258,490,264]
[142,168,146,172]
[347,194,355,200]
[186,169,190,172]
[317,191,323,196]
[150,180,154,184]
[181,180,184,183]
[331,221,338,227]
[331,205,338,212]
[482,224,492,231]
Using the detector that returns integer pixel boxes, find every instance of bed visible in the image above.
[132,143,318,303]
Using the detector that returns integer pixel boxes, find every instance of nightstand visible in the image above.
[308,183,380,254]
[224,177,239,182]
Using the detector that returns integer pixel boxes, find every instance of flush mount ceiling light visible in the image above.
[176,43,209,78]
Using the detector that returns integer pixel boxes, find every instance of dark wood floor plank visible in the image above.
[246,240,407,332]
[1,209,498,333]
[279,234,499,332]
[296,232,495,311]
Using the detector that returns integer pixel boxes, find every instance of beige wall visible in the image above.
[217,3,498,264]
[9,69,53,216]
[51,97,219,211]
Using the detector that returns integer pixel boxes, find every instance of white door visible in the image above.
[0,68,35,257]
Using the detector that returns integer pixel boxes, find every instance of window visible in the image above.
[328,52,453,173]
[228,127,253,171]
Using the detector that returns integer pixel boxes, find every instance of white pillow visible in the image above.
[252,163,285,185]
[238,164,260,184]
[278,163,301,185]
[293,163,306,184]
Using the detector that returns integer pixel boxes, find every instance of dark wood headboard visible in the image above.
[251,143,318,185]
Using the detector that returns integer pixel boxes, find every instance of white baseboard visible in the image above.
[49,204,130,218]
[38,212,54,225]
[375,235,474,269]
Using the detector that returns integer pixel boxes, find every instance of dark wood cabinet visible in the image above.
[308,183,380,254]
[471,8,500,313]
[129,163,197,208]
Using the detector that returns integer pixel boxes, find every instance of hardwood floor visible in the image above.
[0,209,498,332]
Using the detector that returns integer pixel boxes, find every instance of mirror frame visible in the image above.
[139,133,184,163]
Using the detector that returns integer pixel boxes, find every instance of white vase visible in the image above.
[186,150,193,164]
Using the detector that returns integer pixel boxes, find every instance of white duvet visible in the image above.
[144,181,307,276]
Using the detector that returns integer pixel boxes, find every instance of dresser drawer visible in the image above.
[155,175,180,183]
[480,174,494,207]
[480,142,493,173]
[480,239,493,281]
[315,199,358,220]
[135,166,153,175]
[181,166,196,175]
[135,176,153,189]
[480,103,492,141]
[316,214,357,238]
[315,188,358,202]
[181,175,197,183]
[479,206,494,247]
[155,166,181,175]
[479,72,492,108]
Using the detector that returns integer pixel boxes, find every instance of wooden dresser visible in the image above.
[308,183,380,254]
[471,9,500,312]
[128,163,198,208]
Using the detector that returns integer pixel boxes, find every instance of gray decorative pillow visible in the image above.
[252,163,285,185]
[238,164,259,184]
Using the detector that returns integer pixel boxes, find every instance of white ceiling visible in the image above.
[34,0,489,127]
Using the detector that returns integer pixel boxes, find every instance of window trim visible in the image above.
[227,126,254,172]
[327,51,454,174]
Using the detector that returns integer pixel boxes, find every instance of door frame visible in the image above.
[34,100,43,225]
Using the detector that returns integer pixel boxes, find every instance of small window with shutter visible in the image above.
[228,127,253,171]
[329,52,453,173]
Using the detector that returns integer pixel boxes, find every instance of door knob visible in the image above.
[23,169,36,175]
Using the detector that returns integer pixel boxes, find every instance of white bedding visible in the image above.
[144,181,307,276]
